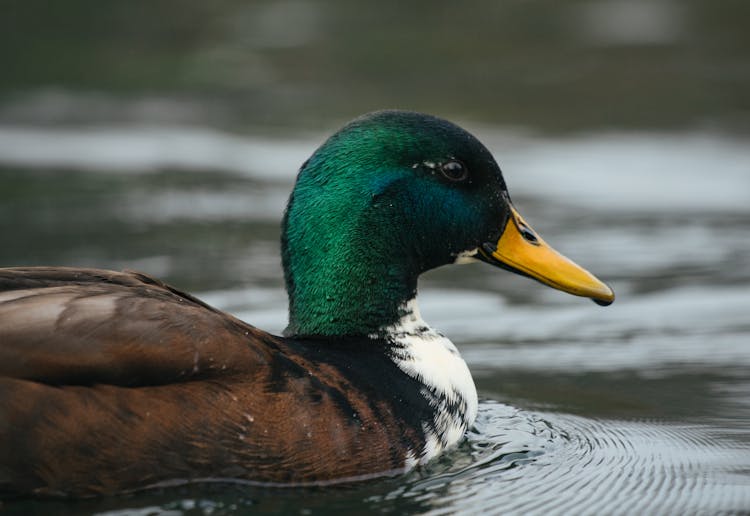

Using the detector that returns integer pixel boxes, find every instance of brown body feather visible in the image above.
[0,268,426,497]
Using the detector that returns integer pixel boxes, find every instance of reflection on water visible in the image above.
[1,125,749,513]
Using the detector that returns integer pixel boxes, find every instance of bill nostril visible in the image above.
[519,223,539,244]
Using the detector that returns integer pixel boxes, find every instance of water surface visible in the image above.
[1,124,749,514]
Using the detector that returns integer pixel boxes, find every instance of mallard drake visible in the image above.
[0,111,614,498]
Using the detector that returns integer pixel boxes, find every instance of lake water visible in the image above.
[1,123,749,514]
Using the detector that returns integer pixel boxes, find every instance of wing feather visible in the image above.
[0,267,270,386]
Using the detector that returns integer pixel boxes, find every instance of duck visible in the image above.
[0,110,614,498]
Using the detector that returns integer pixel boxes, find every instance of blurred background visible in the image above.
[2,0,750,131]
[1,1,749,514]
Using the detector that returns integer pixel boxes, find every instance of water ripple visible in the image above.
[391,401,750,515]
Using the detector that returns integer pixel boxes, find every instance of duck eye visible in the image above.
[439,160,468,182]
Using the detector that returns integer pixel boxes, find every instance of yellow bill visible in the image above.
[480,204,615,306]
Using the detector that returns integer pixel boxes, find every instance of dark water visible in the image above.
[1,127,749,515]
[2,0,750,513]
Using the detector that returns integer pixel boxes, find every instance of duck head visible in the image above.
[282,110,614,338]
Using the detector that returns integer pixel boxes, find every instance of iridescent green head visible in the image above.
[282,110,613,338]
